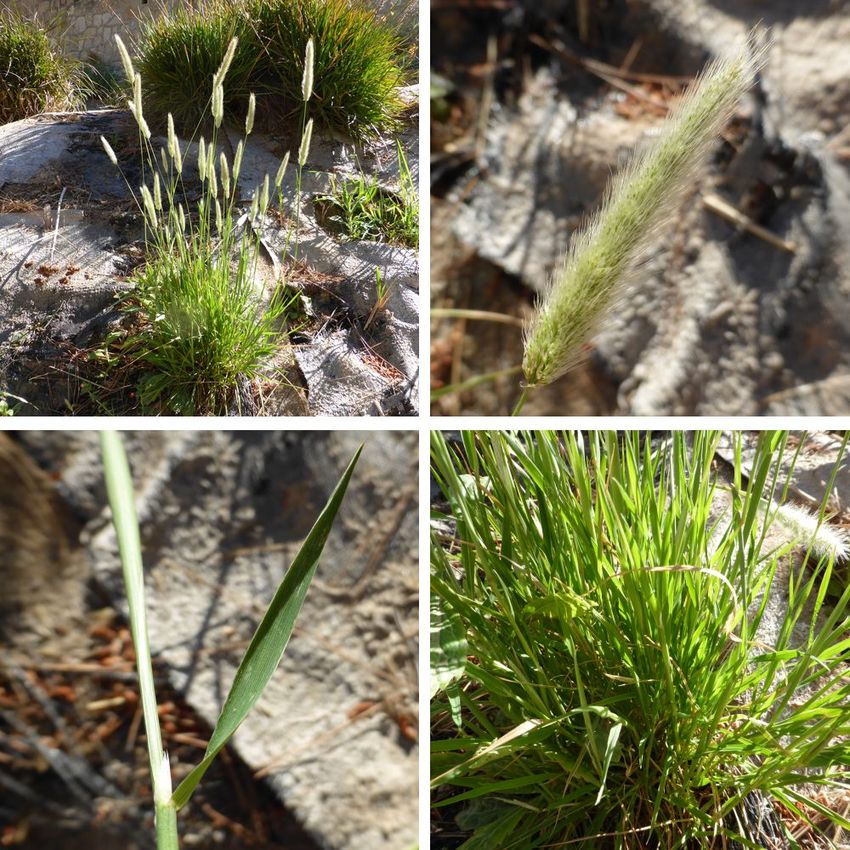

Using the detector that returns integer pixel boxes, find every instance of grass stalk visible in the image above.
[101,431,361,847]
[101,431,175,849]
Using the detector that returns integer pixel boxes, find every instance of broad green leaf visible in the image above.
[172,445,362,810]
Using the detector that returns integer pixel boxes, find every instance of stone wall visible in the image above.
[5,0,417,67]
[5,0,189,65]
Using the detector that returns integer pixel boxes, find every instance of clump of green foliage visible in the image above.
[0,11,78,124]
[134,0,408,141]
[432,430,850,850]
[135,3,254,134]
[247,0,407,140]
[316,142,418,248]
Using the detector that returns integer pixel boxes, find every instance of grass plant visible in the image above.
[135,3,254,135]
[133,0,408,141]
[102,35,298,414]
[316,140,418,248]
[0,10,78,124]
[247,0,407,140]
[101,431,361,850]
[431,430,850,849]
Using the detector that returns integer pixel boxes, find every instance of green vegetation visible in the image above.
[101,431,361,850]
[0,10,78,124]
[102,36,302,415]
[431,430,850,849]
[247,0,407,140]
[135,3,253,134]
[134,0,408,141]
[316,142,418,248]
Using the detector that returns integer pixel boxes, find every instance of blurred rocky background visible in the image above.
[0,431,417,850]
[430,0,850,415]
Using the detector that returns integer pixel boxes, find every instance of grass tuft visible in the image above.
[0,10,79,124]
[315,141,418,247]
[247,0,407,140]
[103,35,305,415]
[133,0,408,141]
[431,430,850,850]
[135,3,254,135]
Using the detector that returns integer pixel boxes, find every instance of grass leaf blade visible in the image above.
[172,444,363,809]
[101,432,165,795]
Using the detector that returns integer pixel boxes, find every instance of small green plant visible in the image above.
[0,390,28,415]
[365,266,391,329]
[432,430,850,849]
[102,35,301,415]
[101,431,361,850]
[316,141,418,248]
[134,0,408,141]
[0,10,78,124]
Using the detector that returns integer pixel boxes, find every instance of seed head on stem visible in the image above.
[521,31,768,390]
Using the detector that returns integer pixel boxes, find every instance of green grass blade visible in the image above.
[172,444,363,809]
[101,432,166,798]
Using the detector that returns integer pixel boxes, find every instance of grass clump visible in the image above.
[431,430,850,850]
[103,35,300,415]
[247,0,407,140]
[133,0,408,141]
[0,10,78,124]
[135,4,254,135]
[316,142,418,248]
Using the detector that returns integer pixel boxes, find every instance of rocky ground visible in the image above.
[1,431,418,850]
[0,96,419,416]
[430,0,850,415]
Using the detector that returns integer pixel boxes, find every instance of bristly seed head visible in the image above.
[521,29,769,389]
[114,34,134,86]
[298,118,314,167]
[274,151,290,190]
[245,92,256,136]
[100,136,118,166]
[301,38,315,103]
[213,37,238,89]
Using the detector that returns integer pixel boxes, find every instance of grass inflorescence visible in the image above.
[520,33,768,395]
[0,10,79,124]
[431,430,850,850]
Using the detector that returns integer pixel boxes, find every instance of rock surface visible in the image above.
[0,102,419,415]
